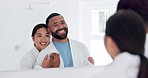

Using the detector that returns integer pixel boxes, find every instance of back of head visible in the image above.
[106,10,146,55]
[117,0,148,25]
[46,13,61,27]
[106,10,148,78]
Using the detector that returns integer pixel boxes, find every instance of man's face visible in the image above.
[48,15,68,39]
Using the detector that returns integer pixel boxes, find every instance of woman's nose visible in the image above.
[41,37,46,41]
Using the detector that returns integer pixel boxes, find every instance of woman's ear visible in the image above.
[104,36,114,49]
[32,37,35,42]
[107,36,115,48]
[104,36,120,59]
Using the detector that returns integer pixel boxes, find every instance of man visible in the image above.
[36,13,94,68]
[116,0,148,58]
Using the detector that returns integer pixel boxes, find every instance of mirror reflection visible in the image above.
[0,0,119,71]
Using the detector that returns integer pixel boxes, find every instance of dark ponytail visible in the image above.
[138,54,148,78]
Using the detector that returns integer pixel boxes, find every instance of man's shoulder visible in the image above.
[69,39,86,46]
[69,39,83,44]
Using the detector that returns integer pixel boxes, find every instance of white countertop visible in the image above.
[0,66,105,78]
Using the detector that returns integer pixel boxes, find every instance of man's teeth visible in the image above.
[58,30,65,33]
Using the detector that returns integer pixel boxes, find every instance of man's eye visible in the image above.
[53,24,58,27]
[61,22,65,24]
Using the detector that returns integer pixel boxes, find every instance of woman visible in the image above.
[20,23,54,69]
[92,10,148,78]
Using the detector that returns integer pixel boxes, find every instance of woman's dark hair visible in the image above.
[31,23,47,37]
[117,0,148,25]
[106,10,148,78]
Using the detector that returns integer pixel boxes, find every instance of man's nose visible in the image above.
[58,24,64,29]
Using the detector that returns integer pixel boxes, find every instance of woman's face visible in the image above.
[32,27,50,51]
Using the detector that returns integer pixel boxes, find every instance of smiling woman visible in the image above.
[19,23,51,69]
[31,24,50,52]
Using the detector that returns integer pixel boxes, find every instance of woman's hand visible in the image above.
[41,53,60,68]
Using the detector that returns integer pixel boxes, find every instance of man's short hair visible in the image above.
[46,13,61,27]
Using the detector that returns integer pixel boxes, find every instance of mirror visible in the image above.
[0,0,118,71]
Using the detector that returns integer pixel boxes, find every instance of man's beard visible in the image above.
[51,28,68,40]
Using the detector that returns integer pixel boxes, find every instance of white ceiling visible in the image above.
[0,0,119,8]
[0,0,54,8]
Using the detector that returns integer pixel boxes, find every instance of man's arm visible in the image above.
[88,57,95,65]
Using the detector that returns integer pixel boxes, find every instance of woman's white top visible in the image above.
[19,46,39,69]
[91,52,140,78]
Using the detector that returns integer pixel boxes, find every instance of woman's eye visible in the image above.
[37,35,42,37]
